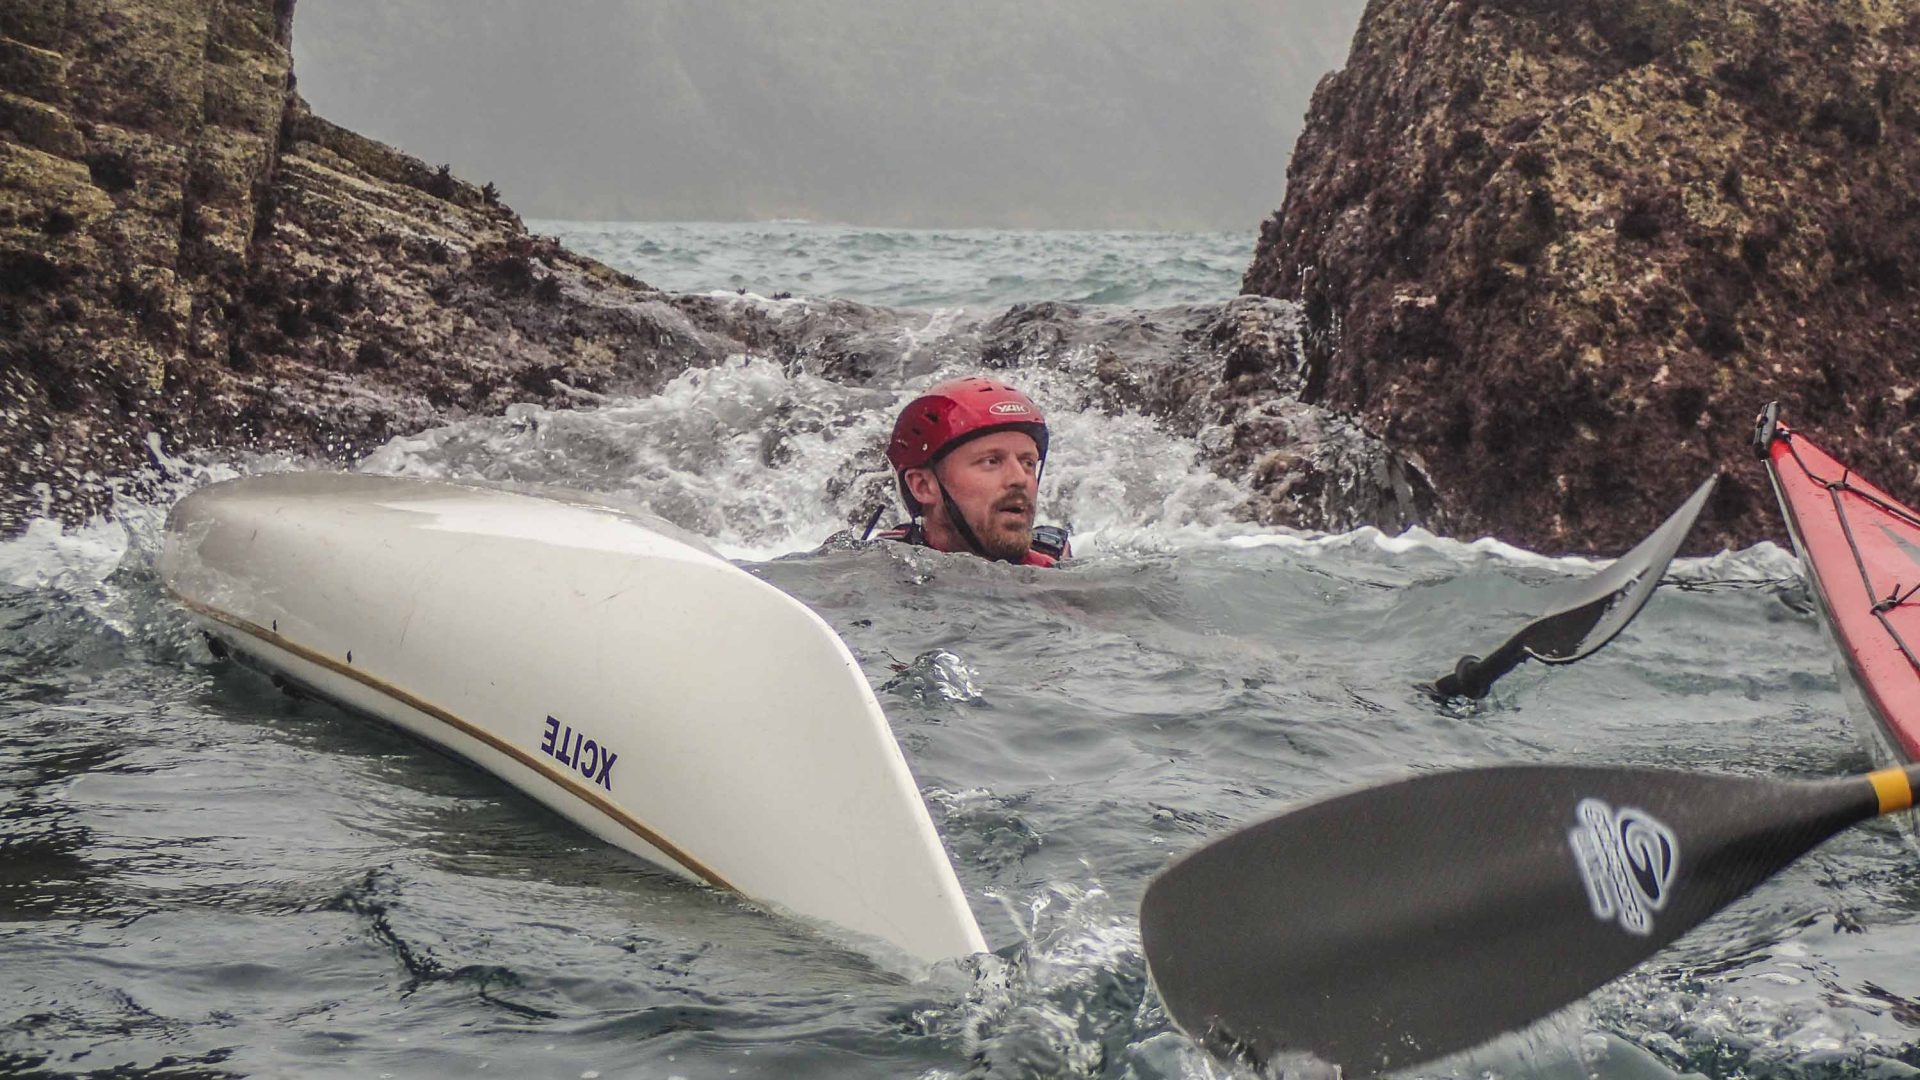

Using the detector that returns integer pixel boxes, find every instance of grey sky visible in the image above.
[291,0,1367,230]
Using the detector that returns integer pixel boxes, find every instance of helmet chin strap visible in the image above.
[936,478,1001,561]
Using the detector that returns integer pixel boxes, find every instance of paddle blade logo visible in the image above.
[1568,797,1679,936]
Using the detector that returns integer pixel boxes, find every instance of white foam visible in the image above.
[0,515,130,590]
[45,361,1807,586]
[353,356,1261,562]
[352,357,1807,576]
[1166,525,1806,580]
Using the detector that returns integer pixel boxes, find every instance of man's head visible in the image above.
[887,377,1049,561]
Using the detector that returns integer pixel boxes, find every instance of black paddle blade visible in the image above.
[1141,763,1890,1076]
[1431,474,1719,699]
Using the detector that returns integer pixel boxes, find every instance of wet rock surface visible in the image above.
[0,0,1422,540]
[972,297,1437,533]
[0,0,738,531]
[1246,0,1920,551]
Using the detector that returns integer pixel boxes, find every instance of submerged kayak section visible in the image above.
[159,472,987,966]
[1759,406,1920,763]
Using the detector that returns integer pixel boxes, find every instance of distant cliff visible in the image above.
[1245,0,1920,551]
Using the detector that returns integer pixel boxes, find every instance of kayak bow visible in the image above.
[1757,402,1920,763]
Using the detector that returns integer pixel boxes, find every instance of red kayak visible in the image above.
[1757,403,1920,762]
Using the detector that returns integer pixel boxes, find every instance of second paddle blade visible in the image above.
[1429,474,1718,699]
[1528,472,1720,663]
[1140,764,1876,1076]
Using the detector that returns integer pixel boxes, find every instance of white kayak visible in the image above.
[160,472,986,966]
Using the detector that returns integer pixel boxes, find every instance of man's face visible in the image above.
[906,429,1041,560]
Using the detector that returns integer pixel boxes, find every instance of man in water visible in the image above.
[870,376,1070,567]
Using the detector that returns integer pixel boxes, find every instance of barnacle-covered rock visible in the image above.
[1246,0,1920,551]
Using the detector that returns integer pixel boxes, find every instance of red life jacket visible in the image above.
[873,522,1070,567]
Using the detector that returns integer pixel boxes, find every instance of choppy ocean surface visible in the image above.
[6,223,1920,1080]
[529,220,1256,310]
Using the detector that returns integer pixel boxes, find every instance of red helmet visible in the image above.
[887,376,1049,513]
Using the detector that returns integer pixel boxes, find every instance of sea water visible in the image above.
[532,220,1257,311]
[3,222,1917,1080]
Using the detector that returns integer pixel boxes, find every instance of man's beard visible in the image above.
[972,496,1035,562]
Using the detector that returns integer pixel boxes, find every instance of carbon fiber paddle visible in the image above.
[1141,761,1919,1076]
[1429,474,1719,699]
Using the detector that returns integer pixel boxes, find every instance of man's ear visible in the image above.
[903,467,941,509]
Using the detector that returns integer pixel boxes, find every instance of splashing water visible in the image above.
[357,355,1252,560]
[3,225,1917,1080]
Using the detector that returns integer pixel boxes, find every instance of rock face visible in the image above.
[3,0,298,526]
[1246,0,1920,551]
[974,297,1436,532]
[215,104,734,458]
[0,0,731,532]
[0,0,1426,541]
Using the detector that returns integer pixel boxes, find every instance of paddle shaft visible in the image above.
[1432,637,1529,698]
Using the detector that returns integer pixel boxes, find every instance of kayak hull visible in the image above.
[1762,422,1920,763]
[161,473,987,965]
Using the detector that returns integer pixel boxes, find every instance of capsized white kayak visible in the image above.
[160,472,986,966]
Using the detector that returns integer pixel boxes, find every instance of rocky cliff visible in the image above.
[1,0,1429,542]
[1246,0,1920,551]
[0,0,752,533]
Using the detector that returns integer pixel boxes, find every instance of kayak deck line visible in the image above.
[1759,408,1920,765]
[169,587,740,893]
[1773,434,1920,699]
[1768,480,1917,771]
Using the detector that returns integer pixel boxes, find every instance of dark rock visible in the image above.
[0,0,744,533]
[81,149,137,194]
[1243,0,1920,552]
[0,249,64,294]
[426,162,457,200]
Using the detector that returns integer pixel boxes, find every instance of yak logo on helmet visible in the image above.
[1568,797,1678,936]
[989,402,1032,416]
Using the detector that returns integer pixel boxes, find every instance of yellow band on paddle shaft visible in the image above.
[1868,767,1914,815]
